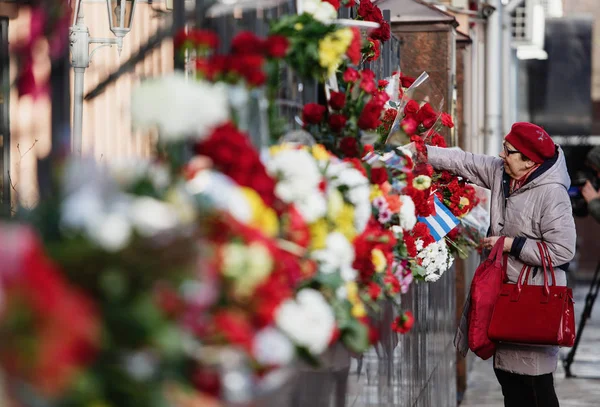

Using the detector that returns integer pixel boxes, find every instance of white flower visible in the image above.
[128,197,180,237]
[417,239,453,282]
[185,170,252,223]
[301,0,337,23]
[253,328,295,366]
[268,148,326,222]
[413,175,432,190]
[60,186,105,231]
[399,195,417,231]
[132,73,229,141]
[311,232,358,282]
[87,212,133,252]
[276,288,336,355]
[325,162,371,233]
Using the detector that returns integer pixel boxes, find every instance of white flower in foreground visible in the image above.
[311,232,357,282]
[417,239,453,282]
[253,327,295,366]
[398,195,417,231]
[325,162,371,233]
[301,0,337,23]
[87,212,132,252]
[131,73,229,141]
[128,197,180,237]
[276,289,336,355]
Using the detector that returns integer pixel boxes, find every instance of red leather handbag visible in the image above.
[467,237,507,360]
[488,242,576,347]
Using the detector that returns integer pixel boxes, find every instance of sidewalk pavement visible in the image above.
[461,281,600,407]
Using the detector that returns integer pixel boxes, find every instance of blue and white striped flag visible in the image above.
[417,195,459,242]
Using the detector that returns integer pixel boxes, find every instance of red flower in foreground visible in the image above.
[440,112,454,128]
[346,27,362,65]
[367,282,382,300]
[392,311,415,334]
[231,31,265,55]
[329,91,347,110]
[302,103,327,125]
[370,167,389,185]
[324,0,341,9]
[264,35,289,58]
[343,67,360,83]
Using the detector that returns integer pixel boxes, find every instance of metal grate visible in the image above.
[511,3,529,42]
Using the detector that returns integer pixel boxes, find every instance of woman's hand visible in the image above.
[482,236,514,252]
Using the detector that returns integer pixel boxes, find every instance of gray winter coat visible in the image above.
[427,145,576,376]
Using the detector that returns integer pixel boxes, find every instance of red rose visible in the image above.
[264,35,289,58]
[231,31,264,55]
[346,27,362,65]
[302,103,327,124]
[339,137,359,157]
[400,73,416,88]
[430,132,447,147]
[360,69,376,93]
[173,29,190,50]
[378,79,389,89]
[404,100,420,117]
[370,167,388,185]
[345,0,356,6]
[328,113,348,132]
[357,98,384,130]
[343,67,360,83]
[401,117,418,135]
[323,0,341,9]
[441,112,454,128]
[392,311,415,334]
[329,91,346,110]
[363,144,375,155]
[416,103,438,129]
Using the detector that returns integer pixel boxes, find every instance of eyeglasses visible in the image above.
[503,144,520,156]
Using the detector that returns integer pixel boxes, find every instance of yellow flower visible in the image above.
[372,248,387,273]
[370,184,383,201]
[459,196,470,208]
[318,28,354,76]
[310,218,329,250]
[311,144,331,161]
[294,23,304,30]
[346,281,359,303]
[241,187,279,237]
[351,302,367,318]
[223,242,273,298]
[327,189,344,219]
[335,203,356,242]
[413,175,432,191]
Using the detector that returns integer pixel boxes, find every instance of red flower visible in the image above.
[302,103,327,125]
[400,73,416,88]
[378,80,389,89]
[190,29,219,50]
[369,19,391,42]
[440,112,454,128]
[328,113,348,132]
[363,144,375,155]
[357,98,384,130]
[366,39,381,62]
[345,0,357,6]
[339,137,359,157]
[329,91,346,110]
[392,311,415,334]
[404,100,420,117]
[231,31,265,55]
[411,222,435,248]
[367,282,382,300]
[343,158,368,177]
[192,368,221,397]
[370,167,388,185]
[264,35,289,58]
[384,273,401,294]
[360,69,376,93]
[343,67,360,83]
[346,27,362,65]
[430,132,447,147]
[403,233,417,257]
[416,103,438,129]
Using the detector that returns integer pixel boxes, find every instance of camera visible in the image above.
[569,168,600,217]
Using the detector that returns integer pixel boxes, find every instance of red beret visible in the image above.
[504,122,555,164]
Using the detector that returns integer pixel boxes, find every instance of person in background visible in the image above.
[581,146,600,222]
[427,122,576,407]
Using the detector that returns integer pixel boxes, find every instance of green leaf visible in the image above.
[341,319,370,353]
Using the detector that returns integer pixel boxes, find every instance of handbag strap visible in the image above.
[539,242,557,287]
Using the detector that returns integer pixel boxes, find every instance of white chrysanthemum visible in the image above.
[253,328,295,366]
[399,195,417,231]
[311,232,358,282]
[416,239,453,282]
[276,288,336,355]
[131,73,229,141]
[301,0,337,23]
[268,149,326,222]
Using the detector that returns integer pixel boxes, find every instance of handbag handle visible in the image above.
[515,242,555,298]
[539,242,557,287]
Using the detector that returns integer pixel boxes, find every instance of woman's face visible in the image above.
[499,140,536,179]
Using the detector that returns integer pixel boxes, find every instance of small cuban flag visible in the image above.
[417,195,460,242]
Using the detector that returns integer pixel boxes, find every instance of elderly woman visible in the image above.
[428,122,576,407]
